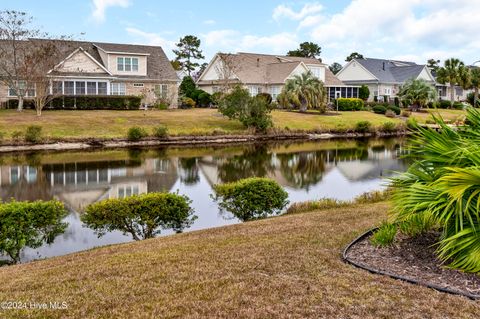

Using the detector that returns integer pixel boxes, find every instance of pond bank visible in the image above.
[0,131,409,153]
[0,201,477,318]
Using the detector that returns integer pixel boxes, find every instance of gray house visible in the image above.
[336,58,436,102]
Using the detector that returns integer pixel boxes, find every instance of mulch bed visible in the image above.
[346,231,480,298]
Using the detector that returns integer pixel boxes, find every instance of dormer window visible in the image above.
[117,57,139,72]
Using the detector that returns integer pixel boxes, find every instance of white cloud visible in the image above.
[202,29,298,55]
[273,3,323,21]
[91,0,130,23]
[203,19,216,25]
[125,27,176,58]
[302,0,480,64]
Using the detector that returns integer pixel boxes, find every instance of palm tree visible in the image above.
[387,108,480,272]
[282,71,326,113]
[397,79,437,111]
[436,58,465,103]
[464,67,480,107]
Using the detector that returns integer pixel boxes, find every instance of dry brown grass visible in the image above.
[0,202,478,318]
[0,108,403,141]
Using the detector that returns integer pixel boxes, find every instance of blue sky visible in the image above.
[4,0,480,66]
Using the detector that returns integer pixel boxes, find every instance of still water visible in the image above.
[0,138,409,261]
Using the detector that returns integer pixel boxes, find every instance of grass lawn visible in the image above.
[411,109,466,123]
[0,108,404,141]
[0,202,478,318]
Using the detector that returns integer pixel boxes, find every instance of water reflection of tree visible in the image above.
[179,157,200,185]
[277,151,326,190]
[217,144,275,183]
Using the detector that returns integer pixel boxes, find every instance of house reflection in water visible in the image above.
[0,157,178,212]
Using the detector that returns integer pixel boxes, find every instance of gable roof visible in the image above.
[199,52,341,86]
[3,38,178,81]
[354,57,432,83]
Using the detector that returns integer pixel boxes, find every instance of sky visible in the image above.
[3,0,480,66]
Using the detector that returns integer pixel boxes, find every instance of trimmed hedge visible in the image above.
[335,98,364,111]
[36,95,142,110]
[4,99,35,109]
[372,105,387,114]
[212,177,289,221]
[387,105,401,115]
[82,192,196,240]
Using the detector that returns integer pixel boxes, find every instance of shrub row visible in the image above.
[48,95,141,110]
[127,125,168,141]
[335,98,364,111]
[372,104,400,115]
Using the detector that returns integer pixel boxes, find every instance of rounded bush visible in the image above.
[452,101,464,110]
[127,126,148,141]
[382,121,396,132]
[256,93,273,105]
[387,105,401,115]
[82,192,196,240]
[212,177,289,221]
[372,105,387,114]
[355,120,372,133]
[153,125,168,138]
[181,97,196,109]
[197,92,212,108]
[25,125,43,143]
[438,100,452,109]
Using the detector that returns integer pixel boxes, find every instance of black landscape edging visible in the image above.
[342,228,480,300]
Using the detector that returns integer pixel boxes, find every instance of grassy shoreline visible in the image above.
[0,201,478,318]
[0,108,463,142]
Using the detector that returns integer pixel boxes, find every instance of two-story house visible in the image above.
[1,39,179,107]
[197,52,358,102]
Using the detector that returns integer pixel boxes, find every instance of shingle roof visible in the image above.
[211,52,341,86]
[2,39,178,81]
[355,58,429,83]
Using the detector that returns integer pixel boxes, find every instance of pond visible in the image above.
[0,137,409,262]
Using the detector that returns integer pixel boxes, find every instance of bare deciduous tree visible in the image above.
[214,53,241,93]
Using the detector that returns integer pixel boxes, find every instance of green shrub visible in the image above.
[256,93,273,105]
[438,100,452,109]
[197,92,212,107]
[47,95,141,110]
[11,130,23,141]
[154,102,169,110]
[385,110,396,118]
[127,126,148,141]
[218,85,273,132]
[24,125,43,143]
[354,120,372,133]
[452,101,464,110]
[371,222,397,247]
[0,200,68,263]
[82,192,196,240]
[336,98,364,111]
[387,105,401,115]
[359,85,370,100]
[394,96,400,107]
[381,121,396,132]
[212,177,289,221]
[211,92,224,106]
[181,97,196,109]
[372,105,387,114]
[153,125,168,138]
[179,76,196,98]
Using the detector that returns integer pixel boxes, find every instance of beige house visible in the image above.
[336,57,470,102]
[197,52,358,101]
[1,39,179,107]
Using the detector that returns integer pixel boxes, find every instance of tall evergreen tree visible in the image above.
[173,35,205,76]
[287,42,321,60]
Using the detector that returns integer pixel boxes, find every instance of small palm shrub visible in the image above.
[127,126,148,141]
[25,125,43,143]
[387,108,480,272]
[355,120,372,133]
[212,177,289,221]
[153,125,168,138]
[371,222,397,247]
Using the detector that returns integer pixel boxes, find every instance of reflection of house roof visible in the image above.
[335,159,406,181]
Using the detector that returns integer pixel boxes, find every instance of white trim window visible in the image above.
[8,81,36,97]
[249,86,262,96]
[64,81,75,95]
[117,57,139,72]
[98,82,108,95]
[270,86,281,100]
[111,83,126,95]
[155,84,168,99]
[384,87,391,95]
